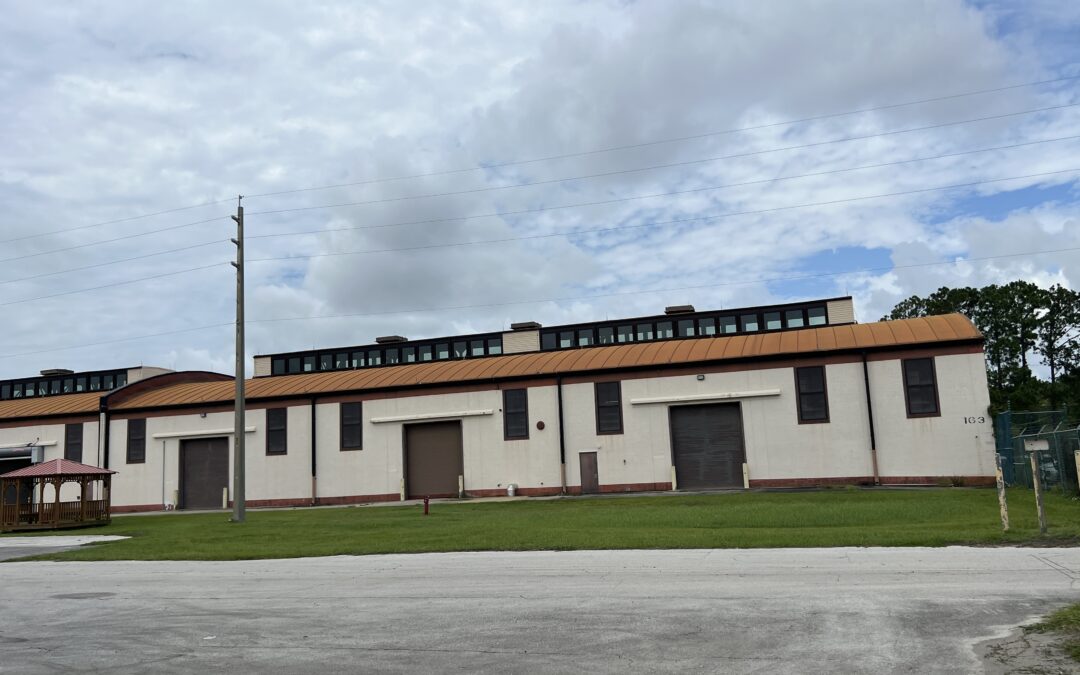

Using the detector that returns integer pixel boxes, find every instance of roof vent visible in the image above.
[40,368,75,377]
[510,321,542,330]
[375,335,408,344]
[664,305,695,315]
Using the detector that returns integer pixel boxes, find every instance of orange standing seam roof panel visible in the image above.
[79,314,983,413]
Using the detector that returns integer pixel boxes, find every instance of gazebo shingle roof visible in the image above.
[0,458,115,478]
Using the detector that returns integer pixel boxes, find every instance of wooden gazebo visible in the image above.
[0,459,115,532]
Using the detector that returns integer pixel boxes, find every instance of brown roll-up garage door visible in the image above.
[405,421,464,499]
[670,403,746,489]
[180,437,229,510]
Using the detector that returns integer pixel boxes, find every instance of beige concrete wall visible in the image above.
[253,357,272,377]
[868,352,994,479]
[502,330,540,354]
[827,298,855,325]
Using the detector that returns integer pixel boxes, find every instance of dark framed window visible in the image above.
[64,423,83,462]
[595,381,623,434]
[598,327,615,344]
[903,358,940,417]
[453,341,468,358]
[487,338,503,355]
[266,408,288,455]
[503,389,529,440]
[699,317,717,335]
[558,331,573,348]
[126,418,146,463]
[740,314,758,331]
[419,345,433,361]
[368,350,382,366]
[541,333,557,350]
[303,356,316,372]
[319,353,333,370]
[617,325,634,343]
[0,384,9,399]
[385,348,400,364]
[436,343,450,359]
[636,323,653,341]
[656,321,674,339]
[341,402,362,451]
[335,352,349,368]
[272,358,285,375]
[470,340,485,356]
[764,312,782,330]
[287,357,301,374]
[795,366,829,423]
[577,329,593,347]
[785,310,805,328]
[402,346,416,363]
[351,351,365,368]
[677,319,695,337]
[808,306,827,326]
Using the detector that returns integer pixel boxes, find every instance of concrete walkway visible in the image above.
[1,547,1078,673]
[0,535,128,561]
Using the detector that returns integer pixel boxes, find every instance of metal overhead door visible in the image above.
[670,403,746,489]
[405,421,464,499]
[180,437,229,510]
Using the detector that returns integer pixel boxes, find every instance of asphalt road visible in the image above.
[1,547,1078,674]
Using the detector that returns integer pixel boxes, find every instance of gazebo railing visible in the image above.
[1,499,110,529]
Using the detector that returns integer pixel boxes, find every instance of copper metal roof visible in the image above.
[0,391,101,421]
[0,458,115,478]
[107,314,980,411]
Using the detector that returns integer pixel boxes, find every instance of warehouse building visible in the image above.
[0,297,996,512]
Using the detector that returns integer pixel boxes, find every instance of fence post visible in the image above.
[995,454,1009,532]
[1030,450,1048,535]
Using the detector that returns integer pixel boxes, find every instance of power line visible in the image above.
[245,74,1080,199]
[0,216,229,265]
[7,241,1080,361]
[0,239,227,286]
[245,137,1080,255]
[246,242,1080,326]
[0,197,234,246]
[244,101,1080,219]
[0,262,230,308]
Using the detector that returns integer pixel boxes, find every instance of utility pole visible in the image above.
[231,196,246,523]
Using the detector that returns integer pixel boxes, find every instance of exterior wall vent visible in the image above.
[39,369,75,376]
[510,321,542,330]
[664,305,695,315]
[375,335,408,344]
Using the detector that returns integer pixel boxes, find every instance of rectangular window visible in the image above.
[636,323,654,341]
[116,372,127,387]
[340,402,362,450]
[385,348,400,364]
[598,326,615,344]
[351,352,365,368]
[303,356,316,372]
[402,346,417,363]
[470,340,485,356]
[656,321,674,339]
[720,316,737,334]
[38,380,48,396]
[453,341,468,358]
[487,338,503,355]
[740,314,759,332]
[541,333,557,350]
[503,389,529,440]
[764,312,782,330]
[50,380,61,395]
[699,317,717,336]
[903,358,940,417]
[795,366,829,423]
[64,423,83,462]
[808,306,827,326]
[126,418,146,463]
[558,331,574,349]
[0,384,9,399]
[13,383,23,398]
[266,408,288,455]
[76,377,87,392]
[577,329,593,347]
[90,376,101,391]
[677,319,695,337]
[319,354,333,371]
[785,310,805,328]
[24,384,34,398]
[617,325,634,343]
[368,350,382,366]
[436,343,450,360]
[419,345,433,362]
[272,359,285,375]
[287,357,301,374]
[595,381,623,434]
[335,352,349,369]
[62,378,74,393]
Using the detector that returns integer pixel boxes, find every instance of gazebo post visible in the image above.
[80,476,87,522]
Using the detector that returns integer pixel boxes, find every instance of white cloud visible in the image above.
[0,0,1077,378]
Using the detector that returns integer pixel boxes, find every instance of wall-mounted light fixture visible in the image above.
[696,374,705,381]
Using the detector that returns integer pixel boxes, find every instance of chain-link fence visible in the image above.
[995,409,1080,495]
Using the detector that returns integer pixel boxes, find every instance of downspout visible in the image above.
[310,397,318,506]
[861,351,881,486]
[100,402,110,502]
[557,375,567,495]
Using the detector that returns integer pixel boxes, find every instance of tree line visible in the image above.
[884,281,1080,413]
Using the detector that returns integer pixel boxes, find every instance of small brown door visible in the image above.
[180,437,229,510]
[579,452,599,494]
[405,421,464,499]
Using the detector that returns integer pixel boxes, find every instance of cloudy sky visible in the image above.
[1,0,1078,379]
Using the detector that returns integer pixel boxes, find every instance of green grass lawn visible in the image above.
[5,487,1078,562]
